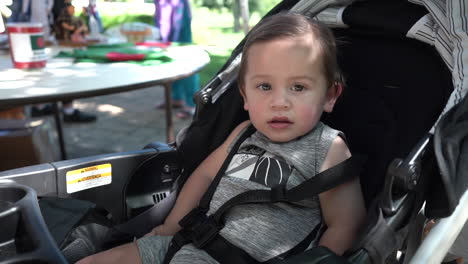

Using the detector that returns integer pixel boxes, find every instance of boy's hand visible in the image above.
[144,224,178,237]
[144,225,163,237]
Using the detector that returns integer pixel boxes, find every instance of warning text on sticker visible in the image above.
[66,164,112,193]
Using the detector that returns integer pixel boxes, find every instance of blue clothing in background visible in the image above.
[155,0,199,107]
[7,0,30,22]
[84,4,103,33]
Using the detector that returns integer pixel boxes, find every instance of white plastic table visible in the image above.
[0,45,210,159]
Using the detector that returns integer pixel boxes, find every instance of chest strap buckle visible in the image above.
[190,215,223,248]
[179,207,224,249]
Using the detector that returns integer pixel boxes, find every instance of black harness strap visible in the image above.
[203,235,260,264]
[211,155,366,224]
[205,155,366,264]
[164,125,366,264]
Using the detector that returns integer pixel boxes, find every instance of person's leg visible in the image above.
[31,101,96,122]
[62,101,75,115]
[184,73,200,108]
[155,83,184,109]
[171,79,186,105]
[76,241,142,264]
[175,74,199,119]
[31,103,54,116]
[62,100,97,123]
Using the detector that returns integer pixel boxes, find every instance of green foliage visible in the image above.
[192,0,281,16]
[192,0,224,9]
[252,0,282,17]
[190,7,246,85]
[101,14,154,30]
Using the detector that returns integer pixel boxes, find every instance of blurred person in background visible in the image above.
[81,0,103,36]
[29,0,54,42]
[0,0,12,33]
[54,1,88,42]
[154,0,200,119]
[32,0,96,123]
[4,0,96,122]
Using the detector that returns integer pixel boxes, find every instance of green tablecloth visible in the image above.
[56,43,174,66]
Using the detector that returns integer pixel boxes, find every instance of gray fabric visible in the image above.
[137,122,341,263]
[139,235,219,264]
[138,236,218,263]
[137,235,173,264]
[240,122,341,180]
[62,223,110,263]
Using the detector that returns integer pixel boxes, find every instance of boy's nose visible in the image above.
[270,90,290,110]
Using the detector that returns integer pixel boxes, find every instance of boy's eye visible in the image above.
[291,84,305,92]
[257,83,271,91]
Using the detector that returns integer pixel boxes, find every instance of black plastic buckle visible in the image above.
[190,216,223,249]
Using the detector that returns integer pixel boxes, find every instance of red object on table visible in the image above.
[105,52,146,61]
[135,41,172,48]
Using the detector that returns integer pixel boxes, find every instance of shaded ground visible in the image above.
[63,85,192,159]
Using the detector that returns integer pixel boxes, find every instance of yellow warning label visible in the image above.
[67,172,112,184]
[66,163,112,193]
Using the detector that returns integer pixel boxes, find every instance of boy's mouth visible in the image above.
[268,117,293,128]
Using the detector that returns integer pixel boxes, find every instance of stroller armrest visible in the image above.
[0,142,179,224]
[0,163,58,196]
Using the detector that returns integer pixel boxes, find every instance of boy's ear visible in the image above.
[324,82,343,113]
[239,86,249,111]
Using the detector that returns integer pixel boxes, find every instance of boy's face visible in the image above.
[241,34,338,142]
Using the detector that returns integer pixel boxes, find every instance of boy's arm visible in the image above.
[318,137,366,255]
[150,121,251,236]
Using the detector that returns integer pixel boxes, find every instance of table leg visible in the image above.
[52,102,67,160]
[163,83,175,143]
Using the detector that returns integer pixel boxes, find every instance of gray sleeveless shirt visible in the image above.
[205,122,342,262]
[137,122,342,264]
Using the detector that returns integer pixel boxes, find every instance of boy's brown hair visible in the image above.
[238,12,343,92]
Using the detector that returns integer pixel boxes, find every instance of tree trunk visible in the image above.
[239,0,249,34]
[232,0,241,33]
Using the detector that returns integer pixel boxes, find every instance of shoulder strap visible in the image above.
[198,124,257,211]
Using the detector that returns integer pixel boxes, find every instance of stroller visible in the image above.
[1,0,467,263]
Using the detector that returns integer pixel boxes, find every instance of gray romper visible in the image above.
[137,122,342,263]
